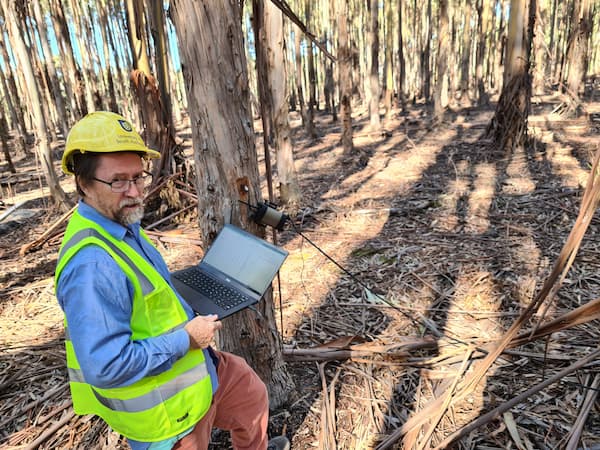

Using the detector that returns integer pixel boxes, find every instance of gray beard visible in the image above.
[117,201,144,226]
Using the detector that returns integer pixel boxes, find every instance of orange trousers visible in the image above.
[172,351,269,450]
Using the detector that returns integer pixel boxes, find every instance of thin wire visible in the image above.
[287,220,470,344]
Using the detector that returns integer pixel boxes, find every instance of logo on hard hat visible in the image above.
[118,120,133,132]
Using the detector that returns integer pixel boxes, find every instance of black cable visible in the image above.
[288,220,419,323]
[287,218,480,348]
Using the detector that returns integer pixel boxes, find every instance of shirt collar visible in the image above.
[77,199,141,241]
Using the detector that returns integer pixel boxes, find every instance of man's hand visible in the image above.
[184,315,222,349]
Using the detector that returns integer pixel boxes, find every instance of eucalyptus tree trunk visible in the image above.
[125,0,151,74]
[422,0,432,102]
[50,0,85,118]
[397,0,407,110]
[31,1,68,136]
[562,0,591,116]
[169,0,294,408]
[305,1,317,137]
[149,0,175,131]
[433,0,450,121]
[324,62,336,120]
[384,0,394,118]
[125,0,150,127]
[20,10,57,141]
[547,0,559,82]
[262,0,301,206]
[485,0,536,153]
[126,1,180,181]
[98,1,119,113]
[367,0,381,130]
[459,0,473,101]
[252,0,275,201]
[70,0,97,113]
[0,114,15,173]
[476,0,492,105]
[294,28,307,126]
[0,39,27,153]
[493,0,508,90]
[338,0,353,153]
[0,0,70,209]
[532,0,547,95]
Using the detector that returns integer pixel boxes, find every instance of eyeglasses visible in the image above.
[92,171,153,193]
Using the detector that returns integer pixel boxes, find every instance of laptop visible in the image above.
[171,224,288,319]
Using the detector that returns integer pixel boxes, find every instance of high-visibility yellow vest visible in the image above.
[55,210,213,442]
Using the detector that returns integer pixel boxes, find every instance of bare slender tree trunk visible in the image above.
[31,1,68,136]
[262,0,301,206]
[561,0,591,116]
[98,1,119,113]
[384,0,394,118]
[397,0,407,110]
[0,113,15,173]
[459,0,473,102]
[50,0,85,118]
[252,0,275,202]
[149,1,175,131]
[433,0,450,121]
[0,39,27,153]
[484,0,536,153]
[367,0,381,130]
[422,0,432,102]
[476,0,491,105]
[169,0,294,408]
[126,0,151,74]
[305,1,317,137]
[70,0,97,113]
[294,29,307,127]
[338,0,353,153]
[547,0,559,82]
[532,0,547,95]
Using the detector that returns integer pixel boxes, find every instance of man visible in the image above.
[55,111,290,450]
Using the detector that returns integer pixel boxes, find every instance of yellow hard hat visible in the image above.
[62,111,161,175]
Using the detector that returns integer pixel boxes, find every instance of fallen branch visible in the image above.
[0,384,67,431]
[144,229,203,248]
[145,202,197,230]
[283,336,437,362]
[24,409,75,450]
[19,204,76,255]
[511,296,600,347]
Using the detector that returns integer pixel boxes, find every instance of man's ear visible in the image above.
[75,176,88,197]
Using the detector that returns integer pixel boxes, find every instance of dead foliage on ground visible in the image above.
[1,97,600,449]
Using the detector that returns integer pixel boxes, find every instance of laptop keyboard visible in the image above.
[173,268,247,310]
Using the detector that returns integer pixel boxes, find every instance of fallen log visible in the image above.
[19,205,76,255]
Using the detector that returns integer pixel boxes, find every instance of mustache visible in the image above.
[119,198,143,208]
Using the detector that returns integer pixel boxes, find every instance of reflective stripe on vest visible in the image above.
[58,228,154,295]
[67,362,208,413]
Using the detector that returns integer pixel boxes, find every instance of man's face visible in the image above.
[82,152,146,226]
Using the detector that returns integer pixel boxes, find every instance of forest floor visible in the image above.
[1,92,600,449]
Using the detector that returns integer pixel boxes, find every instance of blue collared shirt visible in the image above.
[55,200,218,450]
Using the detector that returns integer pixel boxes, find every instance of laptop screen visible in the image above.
[202,225,288,294]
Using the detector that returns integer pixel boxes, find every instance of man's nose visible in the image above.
[124,180,142,196]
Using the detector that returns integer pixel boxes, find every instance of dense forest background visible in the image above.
[0,0,598,199]
[1,0,600,449]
